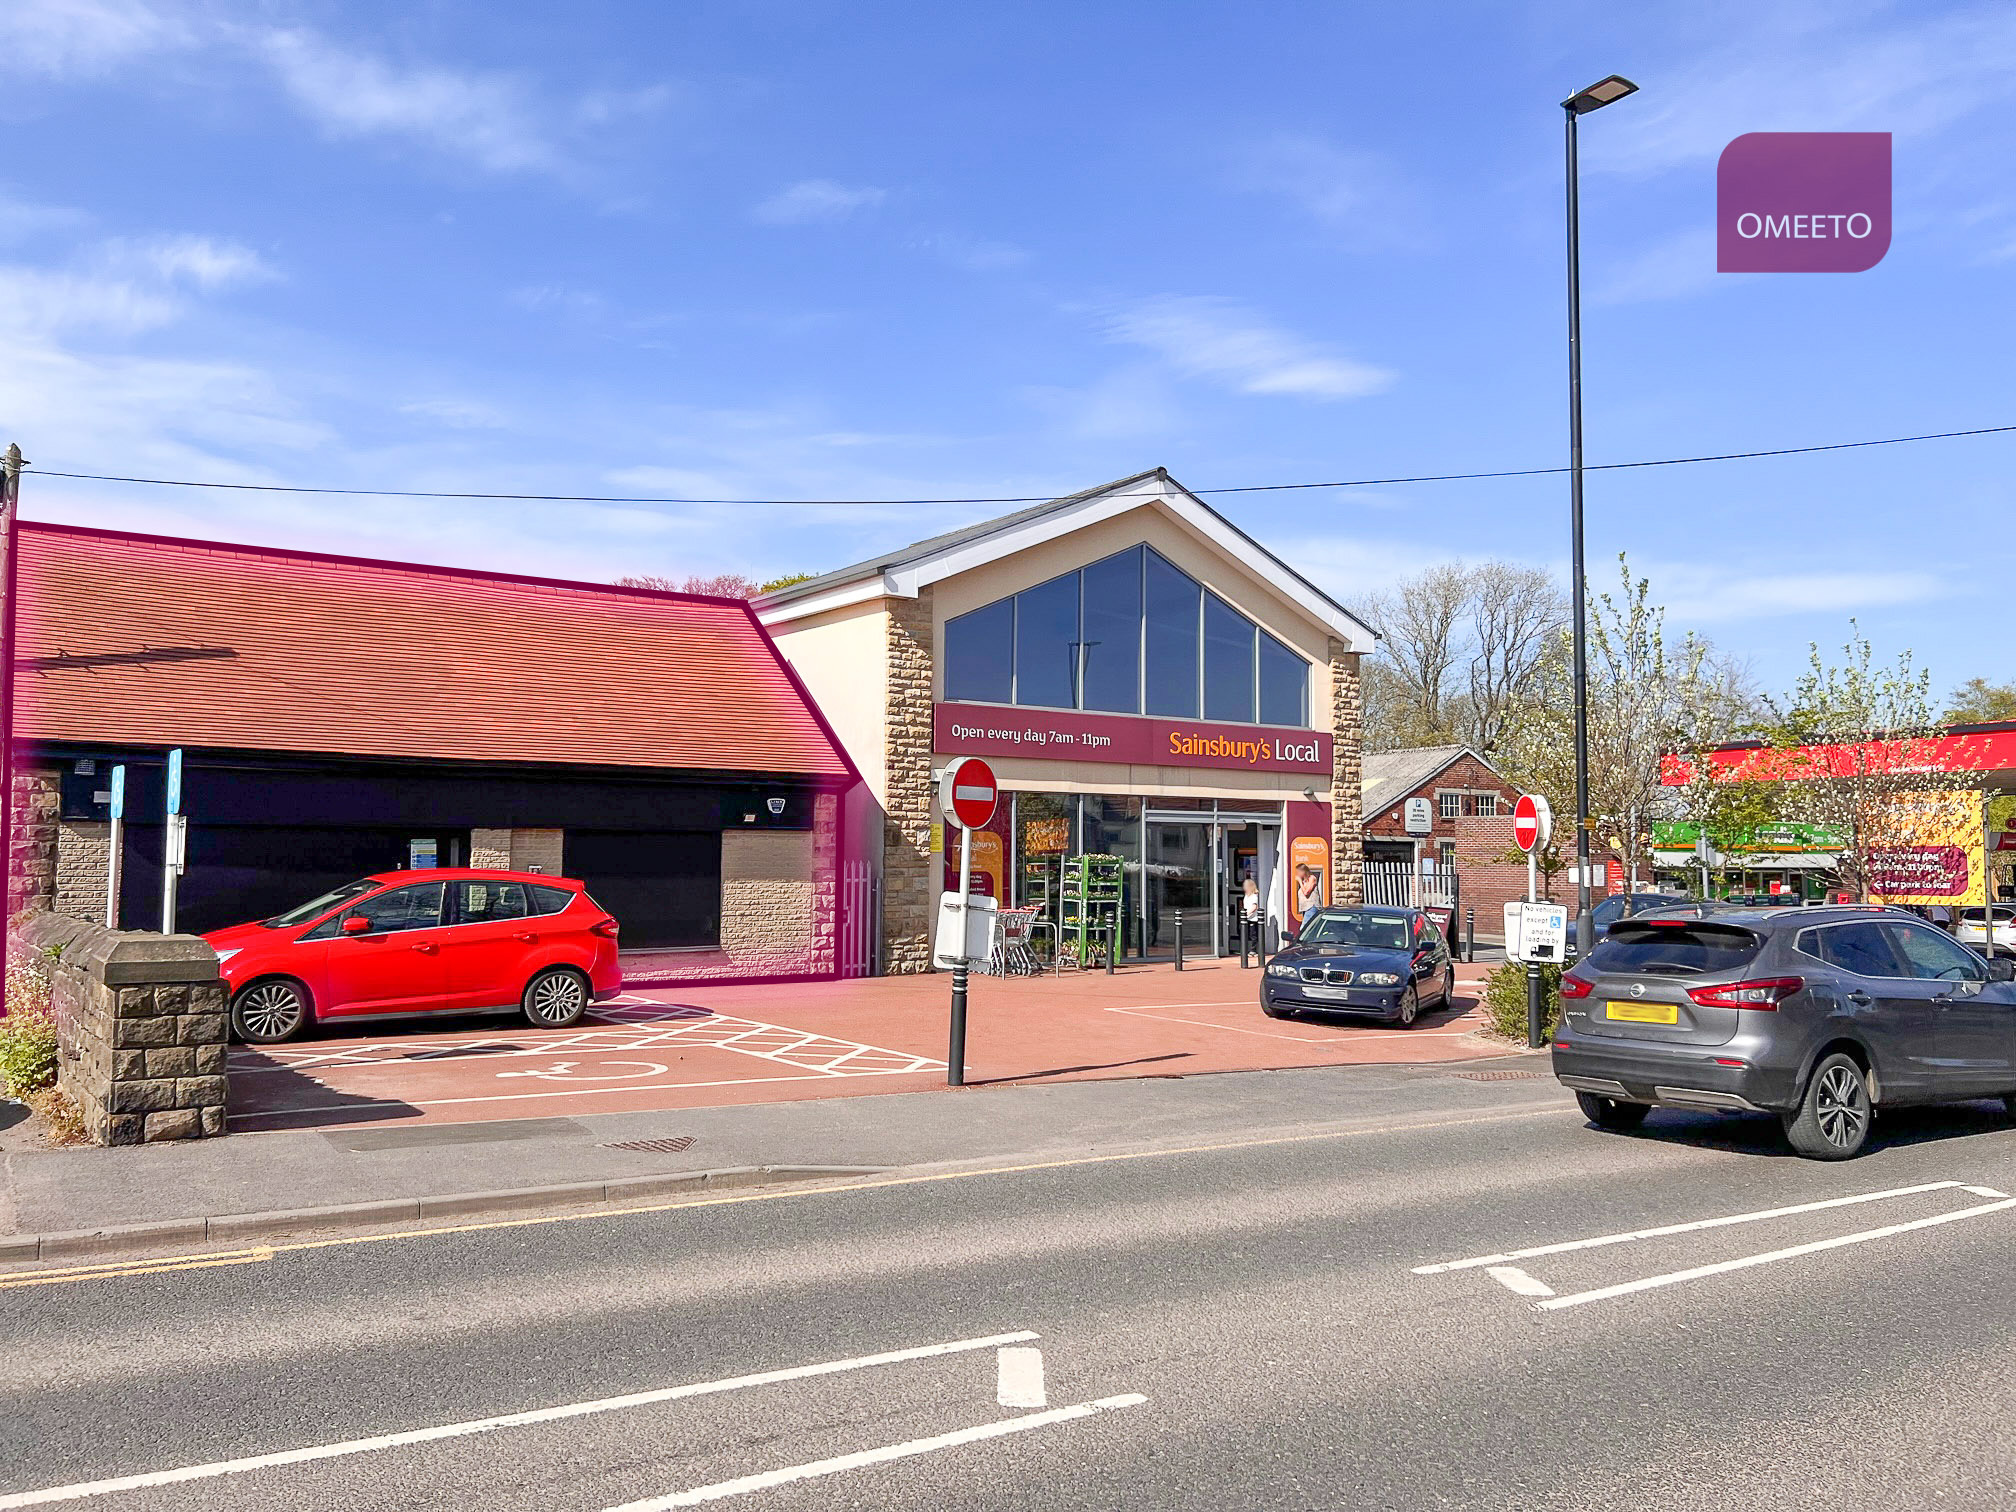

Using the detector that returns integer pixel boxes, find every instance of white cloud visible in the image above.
[1226,135,1424,248]
[399,398,508,430]
[0,0,189,76]
[1286,534,1471,609]
[753,180,888,226]
[1104,296,1393,401]
[1651,563,1946,624]
[1020,366,1179,442]
[107,233,274,289]
[0,267,184,334]
[255,28,559,174]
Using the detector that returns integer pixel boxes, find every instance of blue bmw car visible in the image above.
[1261,905,1456,1028]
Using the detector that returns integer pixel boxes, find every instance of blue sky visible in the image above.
[3,0,2012,701]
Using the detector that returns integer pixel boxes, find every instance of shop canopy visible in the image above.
[1662,725,2016,790]
[15,523,855,782]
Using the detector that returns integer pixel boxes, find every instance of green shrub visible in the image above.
[1483,959,1561,1042]
[0,1006,59,1097]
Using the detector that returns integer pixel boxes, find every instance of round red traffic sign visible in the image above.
[1512,793,1551,853]
[942,757,999,830]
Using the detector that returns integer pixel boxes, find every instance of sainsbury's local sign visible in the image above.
[933,702,1331,775]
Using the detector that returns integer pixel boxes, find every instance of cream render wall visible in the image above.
[766,602,892,804]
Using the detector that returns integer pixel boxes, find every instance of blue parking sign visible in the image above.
[109,765,126,820]
[166,748,183,816]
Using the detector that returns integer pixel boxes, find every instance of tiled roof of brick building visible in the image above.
[15,523,854,780]
[1361,745,1508,818]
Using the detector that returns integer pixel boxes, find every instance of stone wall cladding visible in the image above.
[1328,643,1366,906]
[9,766,60,917]
[17,911,228,1146]
[509,828,564,877]
[720,829,815,973]
[469,829,511,870]
[56,818,112,921]
[882,588,935,973]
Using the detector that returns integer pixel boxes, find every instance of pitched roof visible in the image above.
[1360,745,1502,819]
[755,467,1379,651]
[15,523,854,781]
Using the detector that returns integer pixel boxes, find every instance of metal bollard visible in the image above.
[1105,919,1115,975]
[1173,910,1185,971]
[1525,962,1545,1049]
[1464,906,1475,964]
[1239,918,1251,968]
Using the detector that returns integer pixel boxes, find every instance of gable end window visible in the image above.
[942,545,1312,727]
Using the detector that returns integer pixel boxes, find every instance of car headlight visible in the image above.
[1266,963,1300,978]
[1358,971,1402,986]
[214,948,240,965]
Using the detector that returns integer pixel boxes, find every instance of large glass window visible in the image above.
[941,542,1310,727]
[943,598,1013,704]
[1143,550,1201,718]
[1080,547,1143,713]
[1013,570,1080,710]
[1258,631,1308,727]
[1203,592,1255,722]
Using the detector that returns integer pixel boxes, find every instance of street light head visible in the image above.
[1563,74,1639,114]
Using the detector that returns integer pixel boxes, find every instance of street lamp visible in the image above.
[1561,73,1637,957]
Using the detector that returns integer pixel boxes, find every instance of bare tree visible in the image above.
[616,572,761,598]
[1464,563,1568,754]
[1358,563,1472,750]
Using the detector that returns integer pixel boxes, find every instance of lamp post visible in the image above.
[1561,73,1638,957]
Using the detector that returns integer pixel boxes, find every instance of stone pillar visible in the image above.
[9,766,60,917]
[881,587,935,973]
[19,911,228,1145]
[1328,641,1365,907]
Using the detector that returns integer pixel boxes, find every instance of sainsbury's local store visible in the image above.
[758,468,1378,973]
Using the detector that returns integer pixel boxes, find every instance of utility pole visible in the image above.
[0,443,23,973]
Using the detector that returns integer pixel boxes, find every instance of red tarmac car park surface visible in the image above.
[227,958,1509,1131]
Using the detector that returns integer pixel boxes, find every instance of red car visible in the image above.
[205,868,622,1044]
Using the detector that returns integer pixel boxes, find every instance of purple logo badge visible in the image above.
[1717,132,1891,273]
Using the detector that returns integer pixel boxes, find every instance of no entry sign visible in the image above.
[1513,793,1552,854]
[939,757,998,830]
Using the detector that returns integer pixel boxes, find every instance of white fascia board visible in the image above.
[756,574,897,626]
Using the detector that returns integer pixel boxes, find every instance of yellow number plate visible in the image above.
[1606,1000,1679,1025]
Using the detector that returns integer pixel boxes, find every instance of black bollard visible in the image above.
[1239,918,1251,969]
[1525,961,1545,1049]
[1464,906,1476,964]
[1105,918,1115,975]
[1173,910,1185,971]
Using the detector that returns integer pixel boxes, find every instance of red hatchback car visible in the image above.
[205,868,622,1044]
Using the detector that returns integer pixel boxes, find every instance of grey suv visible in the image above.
[1551,905,2016,1160]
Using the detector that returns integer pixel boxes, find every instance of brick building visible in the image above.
[757,469,1377,971]
[1360,745,1529,936]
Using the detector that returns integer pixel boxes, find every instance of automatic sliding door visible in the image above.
[1143,821,1210,959]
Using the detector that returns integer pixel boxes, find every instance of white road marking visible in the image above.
[996,1346,1047,1408]
[598,1394,1149,1510]
[496,1060,669,1082]
[1412,1179,1973,1274]
[1964,1185,2009,1198]
[0,1332,1037,1509]
[1484,1265,1555,1298]
[1536,1193,2016,1311]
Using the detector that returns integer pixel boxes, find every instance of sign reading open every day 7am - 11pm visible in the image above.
[933,702,1332,775]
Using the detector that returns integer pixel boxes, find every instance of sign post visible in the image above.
[935,757,997,1086]
[105,765,127,929]
[1512,794,1554,1048]
[161,748,185,935]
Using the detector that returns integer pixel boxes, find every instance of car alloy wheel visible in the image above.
[523,968,588,1028]
[1784,1052,1871,1160]
[1395,985,1418,1028]
[233,980,307,1044]
[1441,967,1456,1005]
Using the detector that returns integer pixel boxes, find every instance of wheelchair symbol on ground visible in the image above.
[496,1060,668,1082]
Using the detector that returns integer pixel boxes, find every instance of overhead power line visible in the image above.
[18,421,2016,508]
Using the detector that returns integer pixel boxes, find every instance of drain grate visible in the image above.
[601,1135,696,1155]
[1447,1070,1547,1082]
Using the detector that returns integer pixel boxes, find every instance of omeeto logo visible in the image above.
[1717,132,1891,273]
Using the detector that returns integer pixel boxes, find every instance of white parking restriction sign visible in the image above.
[1505,901,1568,963]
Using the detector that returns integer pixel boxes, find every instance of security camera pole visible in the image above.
[935,757,998,1087]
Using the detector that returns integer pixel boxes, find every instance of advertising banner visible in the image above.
[1867,790,1984,908]
[935,702,1331,775]
[1285,799,1331,929]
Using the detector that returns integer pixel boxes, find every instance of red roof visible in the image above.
[14,523,854,781]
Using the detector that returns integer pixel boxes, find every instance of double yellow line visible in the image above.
[0,1105,1561,1291]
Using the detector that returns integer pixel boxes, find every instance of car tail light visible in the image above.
[1559,975,1593,999]
[1685,976,1804,1010]
[590,918,620,939]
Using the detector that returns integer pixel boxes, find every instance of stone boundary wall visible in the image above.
[15,911,227,1146]
[9,766,60,918]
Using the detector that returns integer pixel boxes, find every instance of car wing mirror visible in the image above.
[341,915,372,935]
[1988,958,2016,983]
[1281,930,1297,945]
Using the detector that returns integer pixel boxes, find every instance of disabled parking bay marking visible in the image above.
[1412,1178,2016,1312]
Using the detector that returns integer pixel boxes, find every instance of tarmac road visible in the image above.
[9,1074,2016,1511]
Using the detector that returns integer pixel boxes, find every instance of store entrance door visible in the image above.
[1143,820,1212,959]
